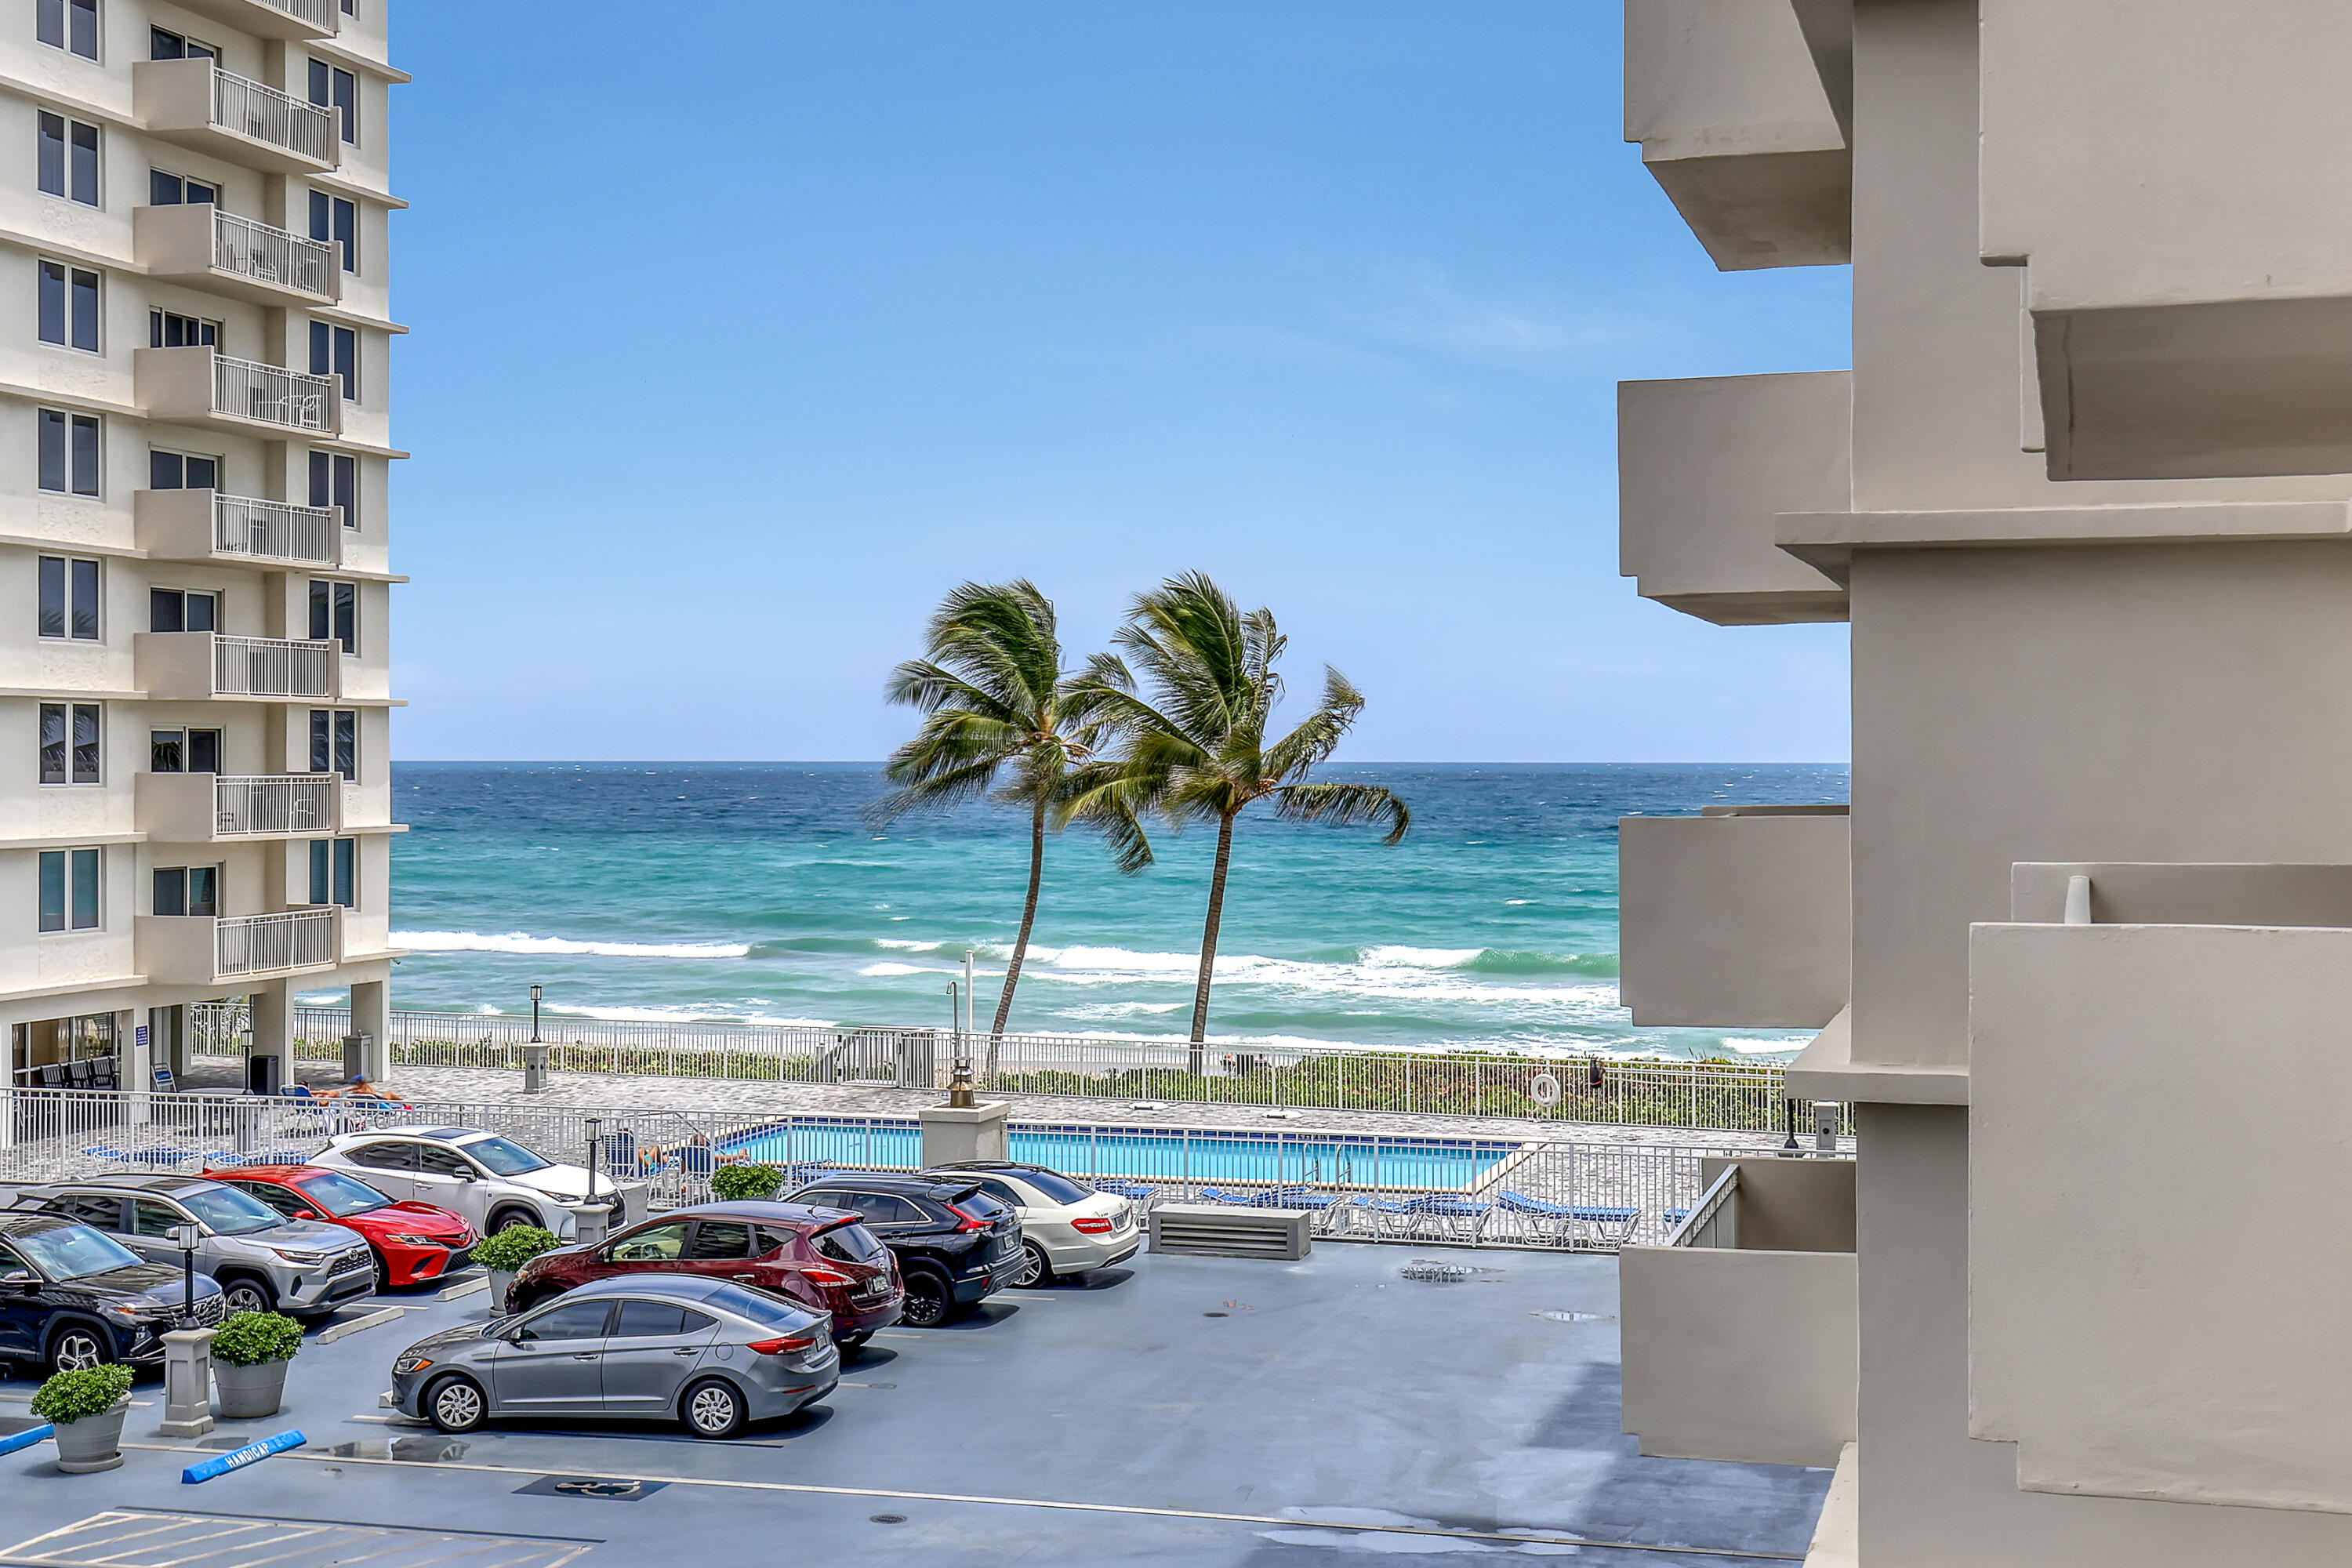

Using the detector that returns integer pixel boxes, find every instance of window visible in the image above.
[612,1301,717,1338]
[150,728,222,774]
[234,1181,306,1219]
[39,261,100,352]
[516,1301,612,1342]
[309,322,356,400]
[308,579,356,652]
[149,589,218,633]
[149,27,216,60]
[150,448,220,491]
[38,115,99,205]
[310,709,356,779]
[684,1221,755,1260]
[309,837,355,908]
[150,310,218,349]
[39,703,100,785]
[38,847,100,931]
[307,60,357,145]
[38,556,100,641]
[38,0,98,60]
[42,1192,120,1227]
[149,169,216,206]
[414,1145,471,1178]
[608,1222,688,1262]
[345,1140,415,1172]
[152,866,217,917]
[309,451,357,529]
[38,410,100,496]
[342,0,354,16]
[308,192,357,273]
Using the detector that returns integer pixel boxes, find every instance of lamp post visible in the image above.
[1782,1094,1802,1155]
[945,982,974,1108]
[158,1221,212,1437]
[530,984,543,1044]
[584,1116,601,1211]
[172,1223,198,1330]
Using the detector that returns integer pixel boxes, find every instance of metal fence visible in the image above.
[213,353,337,435]
[212,633,336,699]
[212,209,336,299]
[216,909,337,978]
[188,1004,1844,1136]
[212,67,336,167]
[0,1084,1839,1253]
[216,494,340,566]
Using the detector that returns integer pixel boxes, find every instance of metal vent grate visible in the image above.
[1148,1203,1312,1260]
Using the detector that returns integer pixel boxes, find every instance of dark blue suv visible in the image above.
[0,1213,225,1374]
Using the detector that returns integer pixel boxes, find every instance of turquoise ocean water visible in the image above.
[358,763,1849,1064]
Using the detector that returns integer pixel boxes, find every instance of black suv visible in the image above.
[779,1174,1018,1327]
[0,1214,227,1374]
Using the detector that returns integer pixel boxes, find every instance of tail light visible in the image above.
[946,1204,990,1232]
[800,1267,855,1286]
[1071,1216,1114,1235]
[746,1333,818,1356]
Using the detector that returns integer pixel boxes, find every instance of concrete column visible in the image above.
[348,979,388,1080]
[919,1102,1009,1168]
[158,1328,215,1438]
[249,982,292,1093]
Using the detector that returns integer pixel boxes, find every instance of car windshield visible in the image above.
[293,1171,390,1218]
[179,1185,285,1236]
[1011,1169,1092,1205]
[13,1223,143,1280]
[951,1189,1009,1221]
[708,1283,821,1330]
[460,1136,550,1176]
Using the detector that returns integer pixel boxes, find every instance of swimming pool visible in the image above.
[716,1120,1519,1192]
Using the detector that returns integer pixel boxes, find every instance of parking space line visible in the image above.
[117,1443,1804,1560]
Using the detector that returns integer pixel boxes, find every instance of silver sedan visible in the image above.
[389,1273,837,1439]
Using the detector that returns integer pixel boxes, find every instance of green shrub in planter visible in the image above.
[212,1311,304,1367]
[710,1163,783,1202]
[31,1363,131,1424]
[474,1225,561,1274]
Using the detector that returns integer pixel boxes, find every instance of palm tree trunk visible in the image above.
[1187,811,1237,1072]
[985,795,1048,1088]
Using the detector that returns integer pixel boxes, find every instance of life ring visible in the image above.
[1528,1072,1562,1107]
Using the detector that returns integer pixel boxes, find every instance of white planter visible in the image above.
[487,1269,516,1310]
[52,1396,129,1474]
[213,1356,289,1420]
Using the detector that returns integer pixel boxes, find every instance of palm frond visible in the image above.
[1261,666,1365,782]
[1269,781,1410,845]
[865,753,1014,829]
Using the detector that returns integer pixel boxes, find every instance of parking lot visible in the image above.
[0,1246,1828,1566]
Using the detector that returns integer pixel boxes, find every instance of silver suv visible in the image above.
[8,1174,376,1319]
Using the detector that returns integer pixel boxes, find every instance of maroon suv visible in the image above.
[504,1201,903,1347]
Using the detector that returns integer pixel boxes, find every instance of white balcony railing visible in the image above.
[214,494,339,564]
[212,635,336,699]
[212,209,336,299]
[213,67,335,167]
[214,775,337,836]
[216,908,336,978]
[264,0,339,31]
[213,353,336,434]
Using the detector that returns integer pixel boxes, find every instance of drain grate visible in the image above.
[1398,1260,1507,1283]
[1,1510,597,1568]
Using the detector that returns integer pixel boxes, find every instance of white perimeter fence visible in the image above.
[0,1084,1849,1253]
[189,1004,1846,1138]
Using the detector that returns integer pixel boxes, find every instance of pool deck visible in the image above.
[220,1062,1806,1154]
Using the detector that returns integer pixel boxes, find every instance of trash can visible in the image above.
[245,1054,280,1097]
[341,1033,371,1083]
[521,1044,549,1094]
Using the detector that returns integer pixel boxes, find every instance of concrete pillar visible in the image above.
[348,979,388,1080]
[249,982,292,1093]
[919,1102,1009,1168]
[158,1328,215,1438]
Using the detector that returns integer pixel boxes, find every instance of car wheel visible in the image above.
[425,1374,488,1434]
[46,1323,112,1375]
[220,1276,274,1316]
[1007,1241,1054,1289]
[681,1377,746,1439]
[898,1268,953,1328]
[368,1247,391,1293]
[835,1330,873,1352]
[488,1208,538,1233]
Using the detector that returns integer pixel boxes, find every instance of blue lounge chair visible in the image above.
[677,1145,719,1181]
[1194,1186,1258,1206]
[82,1143,193,1167]
[1496,1189,1578,1242]
[1090,1178,1157,1202]
[1256,1185,1339,1210]
[1401,1194,1493,1241]
[1663,1207,1690,1229]
[1571,1205,1642,1245]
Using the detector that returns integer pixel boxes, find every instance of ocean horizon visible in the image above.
[348,762,1850,1064]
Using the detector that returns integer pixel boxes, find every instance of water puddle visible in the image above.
[1399,1260,1507,1283]
[321,1436,473,1463]
[1534,1310,1614,1323]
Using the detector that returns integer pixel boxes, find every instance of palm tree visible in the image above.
[867,581,1133,1073]
[1064,572,1410,1068]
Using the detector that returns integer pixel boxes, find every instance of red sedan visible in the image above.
[507,1200,904,1348]
[208,1164,475,1290]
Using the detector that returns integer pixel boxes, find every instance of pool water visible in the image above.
[716,1121,1518,1192]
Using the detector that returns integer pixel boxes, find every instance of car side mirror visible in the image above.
[292,1208,319,1221]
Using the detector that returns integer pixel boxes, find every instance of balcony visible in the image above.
[1617,805,1850,1028]
[169,0,339,41]
[137,773,340,843]
[135,633,339,702]
[1624,0,1850,270]
[135,57,338,176]
[1619,1157,1856,1467]
[1618,371,1849,626]
[135,204,340,307]
[137,907,340,986]
[136,489,342,569]
[1969,862,2352,1512]
[137,347,339,438]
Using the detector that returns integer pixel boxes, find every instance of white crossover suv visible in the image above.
[922,1160,1141,1287]
[309,1126,648,1240]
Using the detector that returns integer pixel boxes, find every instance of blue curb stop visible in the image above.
[183,1429,306,1483]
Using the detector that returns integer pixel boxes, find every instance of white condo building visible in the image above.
[0,0,402,1097]
[1613,2,2352,1563]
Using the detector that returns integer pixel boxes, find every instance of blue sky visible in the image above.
[387,2,1852,763]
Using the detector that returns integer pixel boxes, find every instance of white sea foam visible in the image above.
[546,1003,830,1028]
[873,939,943,952]
[392,930,750,960]
[857,961,939,978]
[1359,945,1485,968]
